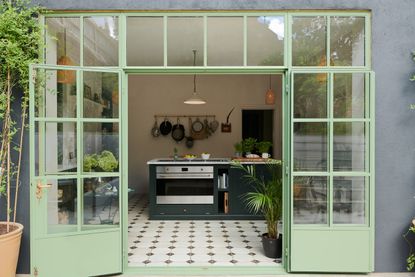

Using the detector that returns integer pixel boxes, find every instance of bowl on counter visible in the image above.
[201,153,211,160]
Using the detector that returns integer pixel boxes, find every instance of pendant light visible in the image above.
[184,50,206,105]
[265,75,275,105]
[57,29,75,84]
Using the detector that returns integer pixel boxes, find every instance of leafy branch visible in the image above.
[0,0,43,232]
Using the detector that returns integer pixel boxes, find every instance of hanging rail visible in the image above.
[154,114,216,119]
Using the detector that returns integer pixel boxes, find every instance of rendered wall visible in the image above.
[12,0,415,273]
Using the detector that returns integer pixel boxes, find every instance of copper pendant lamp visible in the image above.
[265,75,275,105]
[57,29,75,84]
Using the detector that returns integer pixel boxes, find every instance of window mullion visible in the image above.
[328,72,334,227]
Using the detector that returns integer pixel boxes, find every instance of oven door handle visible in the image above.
[156,174,213,179]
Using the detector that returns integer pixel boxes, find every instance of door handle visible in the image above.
[36,181,52,200]
[37,183,52,189]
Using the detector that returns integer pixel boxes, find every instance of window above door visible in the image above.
[42,11,371,69]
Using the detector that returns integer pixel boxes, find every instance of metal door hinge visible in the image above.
[34,266,39,276]
[285,83,289,94]
[285,248,289,257]
[285,166,289,176]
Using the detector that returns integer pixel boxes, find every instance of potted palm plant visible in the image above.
[0,1,43,276]
[232,160,283,258]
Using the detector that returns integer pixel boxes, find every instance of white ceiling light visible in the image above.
[184,50,206,105]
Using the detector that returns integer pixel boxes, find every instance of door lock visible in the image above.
[36,181,52,200]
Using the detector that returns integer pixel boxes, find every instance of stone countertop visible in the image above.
[147,158,272,165]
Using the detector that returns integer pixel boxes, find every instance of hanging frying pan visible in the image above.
[185,118,194,148]
[171,118,185,142]
[159,118,172,136]
[192,118,204,133]
[151,118,160,137]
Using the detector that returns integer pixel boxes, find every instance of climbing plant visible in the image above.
[0,0,43,233]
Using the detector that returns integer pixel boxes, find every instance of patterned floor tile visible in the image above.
[127,194,281,268]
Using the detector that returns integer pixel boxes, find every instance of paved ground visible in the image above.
[17,272,415,276]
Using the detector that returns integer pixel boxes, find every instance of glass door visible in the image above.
[30,65,123,277]
[289,71,374,272]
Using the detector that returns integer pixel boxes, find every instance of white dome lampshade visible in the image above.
[184,50,206,105]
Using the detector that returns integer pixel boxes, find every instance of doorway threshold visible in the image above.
[123,265,287,276]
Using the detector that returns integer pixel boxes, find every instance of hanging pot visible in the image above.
[171,118,185,142]
[209,118,219,133]
[151,119,160,137]
[185,118,194,148]
[159,118,172,136]
[192,118,204,133]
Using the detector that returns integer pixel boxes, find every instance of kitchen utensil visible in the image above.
[209,118,219,133]
[204,117,211,136]
[185,118,194,148]
[171,118,185,142]
[192,118,204,133]
[159,118,172,136]
[151,119,160,137]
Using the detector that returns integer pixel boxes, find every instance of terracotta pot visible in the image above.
[0,222,23,277]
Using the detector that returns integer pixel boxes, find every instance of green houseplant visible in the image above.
[83,151,118,172]
[232,159,283,258]
[256,141,272,158]
[242,137,257,156]
[233,142,243,157]
[0,1,43,276]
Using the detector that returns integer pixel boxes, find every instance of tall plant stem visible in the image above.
[6,68,11,232]
[13,107,26,223]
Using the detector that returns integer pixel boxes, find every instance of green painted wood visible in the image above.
[290,229,371,272]
[30,65,123,277]
[33,231,121,277]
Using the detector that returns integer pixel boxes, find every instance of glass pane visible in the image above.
[127,17,163,66]
[83,17,119,66]
[247,16,284,66]
[47,179,77,234]
[45,17,80,66]
[207,17,243,66]
[294,122,327,171]
[294,73,327,118]
[330,17,365,66]
[167,17,203,66]
[293,176,327,224]
[333,122,365,171]
[333,177,365,224]
[83,177,119,229]
[45,122,77,174]
[333,73,365,118]
[83,71,119,118]
[292,16,327,66]
[35,69,77,118]
[83,122,119,173]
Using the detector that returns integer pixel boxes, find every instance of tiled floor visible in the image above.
[128,195,282,267]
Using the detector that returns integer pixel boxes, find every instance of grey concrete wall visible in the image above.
[16,0,414,273]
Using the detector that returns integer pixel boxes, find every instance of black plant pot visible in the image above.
[262,233,282,258]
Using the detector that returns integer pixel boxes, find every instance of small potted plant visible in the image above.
[233,142,243,157]
[256,141,272,158]
[242,137,257,156]
[232,160,283,258]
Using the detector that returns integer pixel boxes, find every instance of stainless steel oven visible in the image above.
[155,166,214,204]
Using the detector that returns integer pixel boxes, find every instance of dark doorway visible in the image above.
[242,109,274,154]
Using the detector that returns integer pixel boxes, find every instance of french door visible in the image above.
[289,71,375,272]
[29,65,123,277]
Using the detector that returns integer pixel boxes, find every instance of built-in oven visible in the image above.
[155,166,214,204]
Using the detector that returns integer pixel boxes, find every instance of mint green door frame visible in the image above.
[29,64,123,277]
[289,69,375,273]
[121,70,290,276]
[34,10,372,276]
